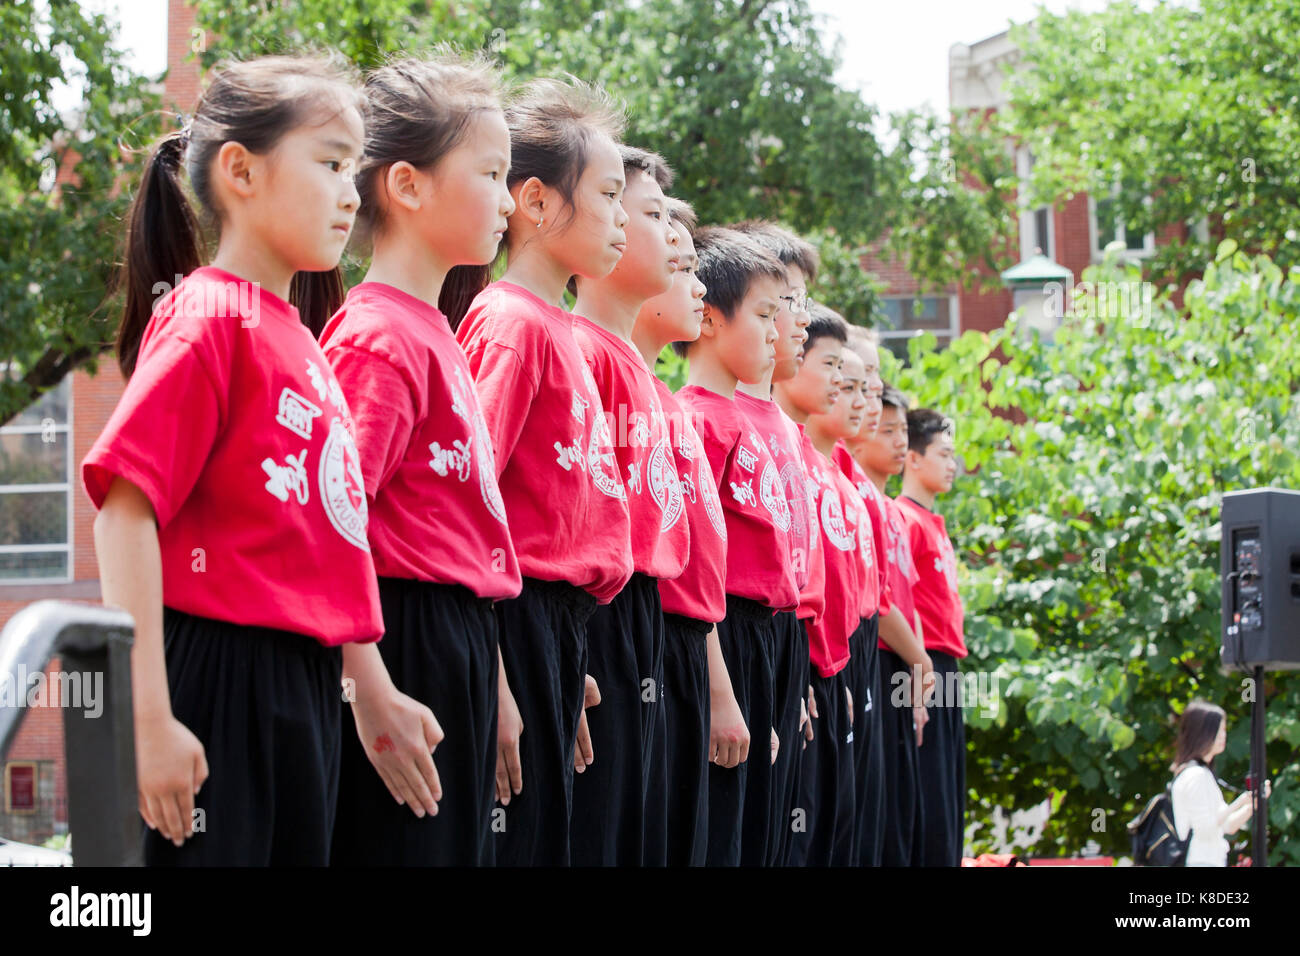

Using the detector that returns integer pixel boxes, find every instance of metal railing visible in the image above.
[0,600,140,866]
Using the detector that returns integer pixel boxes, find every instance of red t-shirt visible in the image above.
[794,430,828,626]
[82,266,383,646]
[833,443,887,620]
[735,393,812,592]
[803,445,864,678]
[320,283,522,600]
[574,316,689,581]
[896,495,967,659]
[676,385,798,611]
[653,380,727,623]
[456,281,632,604]
[878,493,921,652]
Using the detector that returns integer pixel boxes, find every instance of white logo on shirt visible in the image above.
[571,390,589,425]
[769,433,783,459]
[429,437,473,482]
[760,460,791,532]
[554,439,585,472]
[626,461,643,495]
[680,471,696,503]
[736,445,758,473]
[586,400,626,501]
[630,412,651,448]
[275,388,322,440]
[319,417,370,551]
[648,439,684,531]
[821,487,855,552]
[731,479,756,507]
[304,359,329,403]
[780,459,807,543]
[936,536,959,593]
[262,449,310,505]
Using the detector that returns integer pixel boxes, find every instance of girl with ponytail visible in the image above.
[320,53,520,866]
[83,54,382,866]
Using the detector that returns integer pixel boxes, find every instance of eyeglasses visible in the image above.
[779,289,809,314]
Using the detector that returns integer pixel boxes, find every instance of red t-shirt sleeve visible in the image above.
[464,340,538,480]
[82,328,224,530]
[326,344,416,502]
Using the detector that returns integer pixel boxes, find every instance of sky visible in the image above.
[93,0,1128,117]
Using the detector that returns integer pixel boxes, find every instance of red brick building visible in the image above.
[0,0,201,843]
[864,28,1193,362]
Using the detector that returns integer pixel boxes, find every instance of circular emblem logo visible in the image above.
[820,485,855,553]
[648,439,684,532]
[472,405,508,524]
[759,460,791,532]
[586,406,626,501]
[319,418,370,551]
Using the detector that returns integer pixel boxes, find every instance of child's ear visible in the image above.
[698,304,721,339]
[214,141,257,199]
[513,177,549,229]
[384,161,426,213]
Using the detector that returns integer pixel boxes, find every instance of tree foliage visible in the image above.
[887,243,1300,863]
[1005,0,1300,287]
[0,0,162,422]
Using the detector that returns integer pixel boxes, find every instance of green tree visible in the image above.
[0,0,162,424]
[887,243,1300,863]
[1004,0,1300,287]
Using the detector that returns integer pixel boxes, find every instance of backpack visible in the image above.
[1127,765,1196,866]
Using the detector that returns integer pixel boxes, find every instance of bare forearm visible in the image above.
[879,605,927,668]
[94,478,171,722]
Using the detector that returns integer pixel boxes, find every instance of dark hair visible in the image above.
[620,144,673,190]
[805,300,848,351]
[440,76,625,328]
[1173,700,1226,772]
[906,407,952,455]
[728,219,819,282]
[666,197,697,233]
[880,382,909,412]
[674,227,785,357]
[356,53,501,246]
[116,53,363,374]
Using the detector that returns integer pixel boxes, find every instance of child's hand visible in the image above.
[771,727,780,765]
[135,711,208,847]
[350,683,443,817]
[913,704,928,748]
[496,675,524,804]
[573,674,601,773]
[709,684,750,768]
[846,687,854,727]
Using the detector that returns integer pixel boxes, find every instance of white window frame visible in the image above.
[877,294,961,357]
[0,375,74,585]
[1089,191,1156,262]
[1016,146,1055,261]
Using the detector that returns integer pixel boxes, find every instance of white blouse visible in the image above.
[1171,764,1230,867]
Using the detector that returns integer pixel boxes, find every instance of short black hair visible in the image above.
[880,381,909,412]
[675,227,786,356]
[620,144,673,190]
[728,220,819,282]
[666,197,697,233]
[805,301,848,352]
[906,407,952,455]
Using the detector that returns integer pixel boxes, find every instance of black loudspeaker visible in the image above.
[1221,487,1300,672]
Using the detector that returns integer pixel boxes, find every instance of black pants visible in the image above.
[491,577,596,866]
[144,608,342,866]
[845,616,884,866]
[332,578,498,866]
[570,573,665,866]
[787,669,856,866]
[918,650,967,866]
[769,611,807,865]
[651,613,711,866]
[706,595,776,867]
[877,648,924,866]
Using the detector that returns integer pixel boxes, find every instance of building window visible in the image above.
[0,376,72,583]
[877,295,960,363]
[1017,147,1054,260]
[1090,192,1155,258]
[4,762,38,814]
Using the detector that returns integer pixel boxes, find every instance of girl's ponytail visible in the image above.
[440,263,493,331]
[292,268,348,338]
[117,128,203,378]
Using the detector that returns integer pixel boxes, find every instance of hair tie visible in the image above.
[176,111,192,150]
